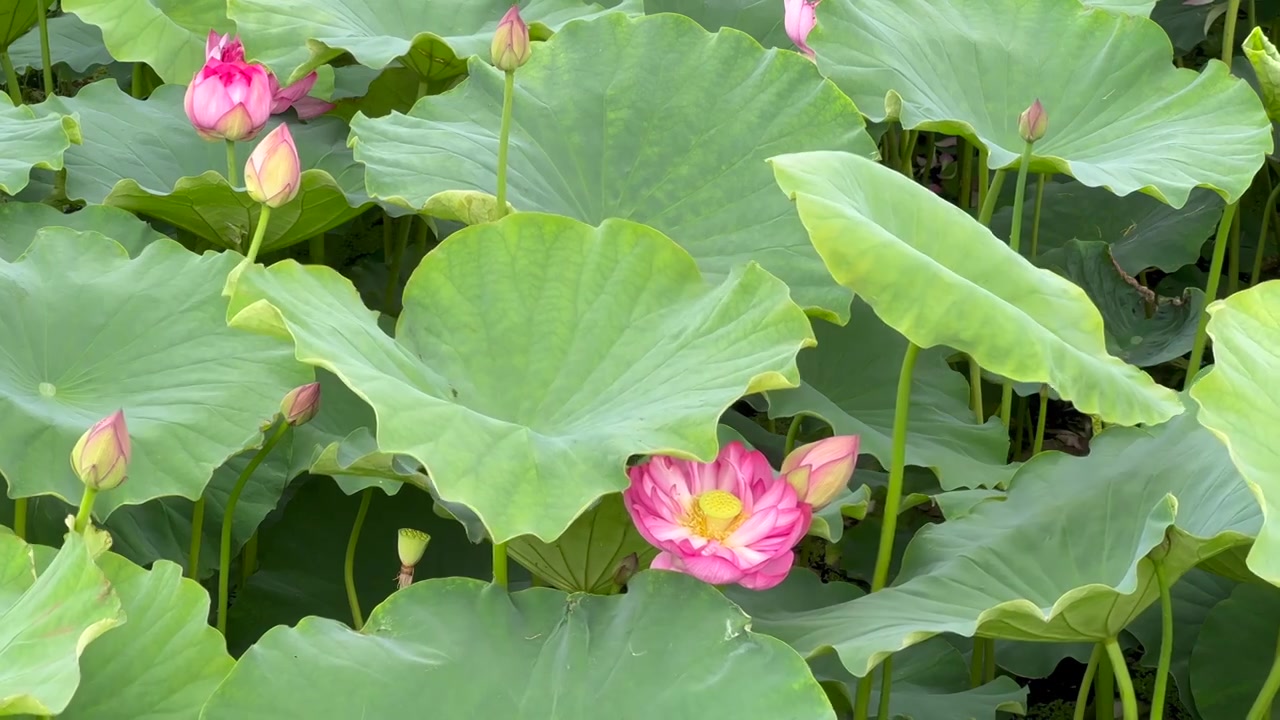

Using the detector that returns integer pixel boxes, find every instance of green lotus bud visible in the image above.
[1017,99,1047,143]
[1244,27,1280,123]
[280,382,321,427]
[70,410,131,491]
[490,5,531,73]
[398,528,431,567]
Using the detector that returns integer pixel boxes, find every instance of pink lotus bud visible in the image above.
[183,55,273,142]
[1018,99,1047,143]
[623,442,811,591]
[279,381,320,426]
[490,5,531,72]
[70,411,131,491]
[205,30,245,63]
[784,0,820,58]
[245,124,302,209]
[780,435,860,510]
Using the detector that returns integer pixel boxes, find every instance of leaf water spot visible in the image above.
[37,382,56,397]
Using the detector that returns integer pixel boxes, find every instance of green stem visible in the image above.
[969,639,985,687]
[958,139,973,211]
[876,658,894,718]
[1073,645,1102,720]
[976,147,991,215]
[241,531,258,587]
[495,70,515,218]
[217,422,289,635]
[344,487,374,630]
[1229,208,1242,295]
[783,413,807,456]
[1031,173,1047,259]
[225,139,239,187]
[243,205,273,266]
[382,216,412,313]
[1247,628,1280,720]
[35,0,52,98]
[883,124,899,169]
[1032,385,1048,455]
[1223,0,1243,64]
[977,170,1007,227]
[187,497,205,580]
[12,497,26,541]
[1150,561,1174,720]
[72,487,98,533]
[899,129,918,175]
[983,637,996,683]
[1096,645,1115,720]
[131,63,144,99]
[968,356,984,423]
[309,234,325,265]
[493,541,509,588]
[1251,176,1280,286]
[416,215,430,254]
[1104,637,1138,720]
[1186,201,1240,388]
[1000,142,1036,427]
[1,50,22,104]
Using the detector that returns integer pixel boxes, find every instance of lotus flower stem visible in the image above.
[12,497,25,540]
[493,541,509,588]
[968,358,983,422]
[1000,140,1037,427]
[1246,628,1280,719]
[976,170,1006,227]
[383,216,412,313]
[243,205,273,266]
[1072,645,1102,720]
[1104,637,1138,719]
[976,147,991,213]
[1,51,21,104]
[1186,202,1240,388]
[35,0,52,97]
[968,639,984,687]
[187,497,206,579]
[241,531,258,585]
[958,139,973,210]
[1250,174,1280,286]
[344,487,374,630]
[1032,386,1049,455]
[72,487,98,533]
[1096,645,1116,720]
[983,637,996,682]
[1150,561,1174,720]
[1229,210,1242,294]
[496,70,516,218]
[782,411,814,456]
[1031,174,1047,259]
[225,139,240,187]
[131,63,145,99]
[876,658,893,717]
[217,421,289,635]
[1223,0,1243,64]
[898,129,918,176]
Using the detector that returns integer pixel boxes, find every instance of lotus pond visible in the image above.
[4,0,1280,719]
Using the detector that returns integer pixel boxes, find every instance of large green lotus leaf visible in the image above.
[205,571,835,719]
[1190,281,1280,586]
[226,213,813,543]
[0,0,38,50]
[0,532,122,715]
[809,0,1271,206]
[1190,583,1280,718]
[0,232,309,517]
[768,299,1013,491]
[228,0,641,84]
[1084,0,1155,13]
[349,13,878,322]
[48,553,234,718]
[643,0,789,46]
[772,150,1183,426]
[0,203,166,260]
[60,0,232,84]
[39,81,372,254]
[1129,568,1236,719]
[1041,240,1206,368]
[989,181,1224,274]
[742,407,1258,678]
[224,476,493,654]
[507,493,658,594]
[10,13,113,74]
[0,96,79,195]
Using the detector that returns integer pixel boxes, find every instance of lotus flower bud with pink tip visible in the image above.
[184,51,273,142]
[245,124,302,209]
[70,411,131,491]
[1018,99,1047,143]
[205,30,245,63]
[623,442,812,591]
[491,5,531,72]
[784,0,820,57]
[780,435,859,510]
[279,381,320,426]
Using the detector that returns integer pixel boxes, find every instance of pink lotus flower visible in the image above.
[244,123,302,208]
[784,0,820,57]
[184,52,273,142]
[624,441,813,590]
[781,435,859,509]
[205,30,335,120]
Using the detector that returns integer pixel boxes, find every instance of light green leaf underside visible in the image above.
[10,13,113,73]
[0,96,79,195]
[0,232,309,517]
[60,0,232,84]
[1191,280,1280,586]
[0,203,167,261]
[38,81,372,253]
[771,150,1183,426]
[744,407,1257,678]
[0,533,122,716]
[228,0,641,83]
[809,0,1271,206]
[227,213,814,543]
[769,299,1013,490]
[202,572,836,719]
[350,13,877,322]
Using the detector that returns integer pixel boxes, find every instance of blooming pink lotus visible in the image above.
[624,441,814,590]
[784,0,820,57]
[204,31,335,121]
[184,48,273,141]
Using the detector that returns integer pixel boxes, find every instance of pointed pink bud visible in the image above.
[784,0,820,58]
[70,411,131,491]
[245,124,302,208]
[280,382,321,426]
[1018,99,1047,143]
[781,435,859,510]
[206,31,245,63]
[490,5,531,72]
